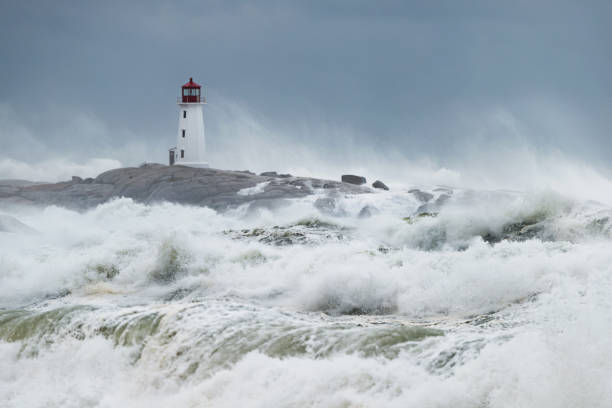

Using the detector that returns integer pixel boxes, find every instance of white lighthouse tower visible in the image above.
[169,77,208,167]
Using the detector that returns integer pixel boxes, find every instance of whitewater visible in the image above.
[2,184,612,407]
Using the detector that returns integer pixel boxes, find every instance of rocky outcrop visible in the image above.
[0,164,369,211]
[260,171,293,178]
[482,213,548,244]
[224,218,346,246]
[372,180,389,191]
[341,175,366,185]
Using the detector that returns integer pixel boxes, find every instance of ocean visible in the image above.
[1,185,612,407]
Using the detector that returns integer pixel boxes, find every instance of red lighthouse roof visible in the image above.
[182,77,201,88]
[180,77,205,103]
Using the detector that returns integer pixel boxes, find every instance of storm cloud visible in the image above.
[0,0,611,185]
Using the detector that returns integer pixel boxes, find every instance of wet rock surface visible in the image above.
[0,164,368,211]
[482,214,549,244]
[224,218,348,246]
[372,180,389,190]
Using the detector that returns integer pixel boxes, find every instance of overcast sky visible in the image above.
[0,0,611,183]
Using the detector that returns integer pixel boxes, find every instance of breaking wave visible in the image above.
[2,186,612,406]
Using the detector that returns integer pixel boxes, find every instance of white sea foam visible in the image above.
[237,181,270,196]
[1,188,612,406]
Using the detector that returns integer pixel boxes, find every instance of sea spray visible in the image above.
[2,188,612,406]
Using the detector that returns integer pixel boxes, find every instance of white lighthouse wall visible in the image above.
[176,103,208,167]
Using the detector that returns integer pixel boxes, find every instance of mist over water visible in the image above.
[2,179,612,407]
[3,98,612,206]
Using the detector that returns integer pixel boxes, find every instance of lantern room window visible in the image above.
[181,78,202,103]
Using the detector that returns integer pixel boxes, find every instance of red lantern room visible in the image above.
[181,77,204,103]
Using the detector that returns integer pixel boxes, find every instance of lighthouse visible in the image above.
[169,77,208,167]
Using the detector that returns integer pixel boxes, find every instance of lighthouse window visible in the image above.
[182,129,185,138]
[181,149,185,158]
[183,89,188,96]
[183,111,187,118]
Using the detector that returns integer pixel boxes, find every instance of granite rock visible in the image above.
[0,164,368,212]
[341,175,366,185]
[372,180,389,190]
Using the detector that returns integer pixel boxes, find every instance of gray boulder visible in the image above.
[372,180,389,191]
[341,175,366,185]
